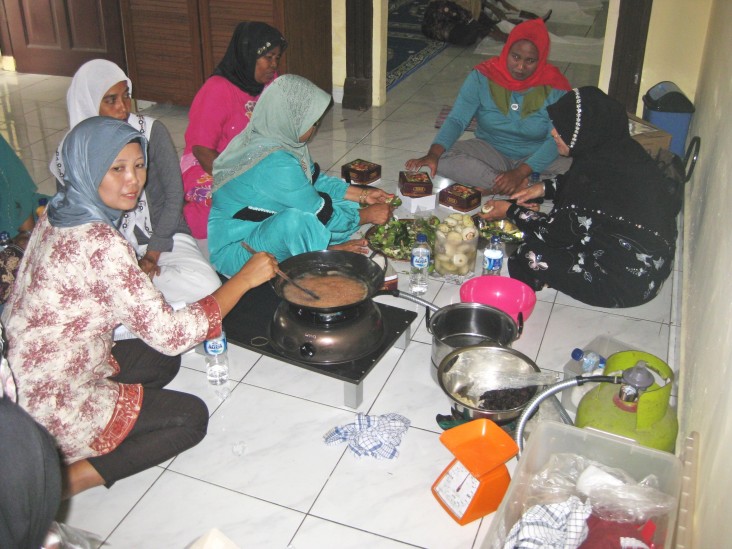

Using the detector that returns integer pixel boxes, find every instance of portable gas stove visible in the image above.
[223,282,417,407]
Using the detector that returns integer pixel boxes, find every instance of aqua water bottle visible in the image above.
[409,233,430,295]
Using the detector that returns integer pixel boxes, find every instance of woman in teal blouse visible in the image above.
[209,75,393,277]
[406,18,572,196]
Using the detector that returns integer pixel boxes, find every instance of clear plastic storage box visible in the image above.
[483,420,682,549]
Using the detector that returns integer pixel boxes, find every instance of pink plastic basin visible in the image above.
[459,276,537,325]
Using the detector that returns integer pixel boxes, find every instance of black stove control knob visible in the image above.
[300,343,316,359]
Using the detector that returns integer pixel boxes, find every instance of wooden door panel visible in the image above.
[3,0,125,75]
[120,0,204,105]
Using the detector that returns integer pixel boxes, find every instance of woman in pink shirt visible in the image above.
[181,22,287,245]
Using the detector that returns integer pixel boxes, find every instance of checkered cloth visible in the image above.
[435,105,478,132]
[324,413,411,459]
[503,495,592,549]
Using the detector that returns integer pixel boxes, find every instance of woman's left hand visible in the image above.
[138,251,161,279]
[493,165,532,195]
[359,203,393,226]
[478,200,512,221]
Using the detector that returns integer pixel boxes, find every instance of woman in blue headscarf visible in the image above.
[2,117,277,497]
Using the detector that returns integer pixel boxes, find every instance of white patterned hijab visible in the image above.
[212,74,331,191]
[47,117,148,229]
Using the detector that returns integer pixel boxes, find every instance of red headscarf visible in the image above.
[474,19,571,92]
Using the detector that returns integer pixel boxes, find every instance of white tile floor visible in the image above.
[0,8,683,548]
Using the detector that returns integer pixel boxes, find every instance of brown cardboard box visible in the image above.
[398,171,433,197]
[341,159,381,184]
[438,184,481,212]
[628,113,672,157]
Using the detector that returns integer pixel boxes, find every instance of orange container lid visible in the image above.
[439,419,518,476]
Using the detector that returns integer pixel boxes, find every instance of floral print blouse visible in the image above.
[1,217,221,463]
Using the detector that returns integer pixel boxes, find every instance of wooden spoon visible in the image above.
[240,241,320,301]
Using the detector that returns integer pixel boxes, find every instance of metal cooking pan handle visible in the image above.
[375,289,439,329]
[517,311,524,337]
[368,249,389,276]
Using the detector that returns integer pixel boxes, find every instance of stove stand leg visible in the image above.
[394,325,412,350]
[344,381,364,408]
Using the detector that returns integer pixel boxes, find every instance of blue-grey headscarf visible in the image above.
[47,117,148,229]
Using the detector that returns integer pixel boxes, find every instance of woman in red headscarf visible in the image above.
[406,19,572,195]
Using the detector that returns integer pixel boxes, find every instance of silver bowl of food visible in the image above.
[437,345,541,424]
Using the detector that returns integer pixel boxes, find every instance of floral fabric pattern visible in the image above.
[1,217,220,462]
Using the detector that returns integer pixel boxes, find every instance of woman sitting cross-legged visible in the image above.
[4,117,278,497]
[480,87,683,308]
[209,74,394,276]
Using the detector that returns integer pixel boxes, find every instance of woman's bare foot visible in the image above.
[329,239,369,255]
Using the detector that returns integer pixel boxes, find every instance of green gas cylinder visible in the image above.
[575,350,678,453]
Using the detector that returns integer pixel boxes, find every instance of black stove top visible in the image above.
[223,282,417,385]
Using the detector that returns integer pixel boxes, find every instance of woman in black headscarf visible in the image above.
[480,86,682,307]
[181,22,287,243]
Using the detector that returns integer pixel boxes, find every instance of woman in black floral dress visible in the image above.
[480,86,682,307]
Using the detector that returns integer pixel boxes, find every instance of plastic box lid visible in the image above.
[643,81,694,113]
[483,420,683,549]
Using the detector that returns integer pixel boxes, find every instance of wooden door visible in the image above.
[608,0,653,113]
[282,0,331,92]
[1,0,125,76]
[120,0,204,106]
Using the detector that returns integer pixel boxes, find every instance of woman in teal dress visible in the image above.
[209,74,393,277]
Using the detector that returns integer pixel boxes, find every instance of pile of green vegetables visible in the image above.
[367,216,440,260]
[476,218,524,243]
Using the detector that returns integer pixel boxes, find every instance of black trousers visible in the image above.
[0,397,62,549]
[86,339,209,486]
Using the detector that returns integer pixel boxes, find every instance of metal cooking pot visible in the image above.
[437,345,541,423]
[428,302,520,383]
[272,250,386,313]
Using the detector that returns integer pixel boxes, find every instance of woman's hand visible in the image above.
[493,164,533,195]
[359,203,392,226]
[511,182,545,206]
[138,251,162,279]
[192,145,219,175]
[478,200,512,221]
[362,187,393,205]
[237,251,278,288]
[329,239,370,255]
[405,144,445,177]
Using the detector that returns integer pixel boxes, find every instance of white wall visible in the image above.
[675,0,732,545]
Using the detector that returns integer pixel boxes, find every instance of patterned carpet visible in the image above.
[386,0,448,90]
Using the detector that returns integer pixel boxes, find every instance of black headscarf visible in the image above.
[546,87,682,239]
[213,22,288,96]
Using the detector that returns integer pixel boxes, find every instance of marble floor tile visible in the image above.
[104,470,306,548]
[291,516,416,548]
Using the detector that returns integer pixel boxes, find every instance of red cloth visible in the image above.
[474,19,571,92]
[579,515,657,549]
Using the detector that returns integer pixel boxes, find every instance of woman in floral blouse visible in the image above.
[480,87,682,307]
[1,117,277,497]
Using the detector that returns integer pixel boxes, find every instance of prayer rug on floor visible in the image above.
[387,0,448,90]
[435,105,478,132]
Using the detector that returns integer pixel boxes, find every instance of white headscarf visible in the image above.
[66,59,131,127]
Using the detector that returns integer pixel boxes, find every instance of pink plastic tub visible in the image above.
[459,276,537,325]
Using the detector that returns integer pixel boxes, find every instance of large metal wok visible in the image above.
[271,250,386,313]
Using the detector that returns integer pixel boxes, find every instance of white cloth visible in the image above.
[324,413,411,459]
[503,495,591,549]
[150,232,221,305]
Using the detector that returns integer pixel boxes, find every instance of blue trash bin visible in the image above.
[642,81,695,157]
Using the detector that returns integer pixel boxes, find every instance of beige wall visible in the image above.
[330,0,388,106]
[675,0,732,545]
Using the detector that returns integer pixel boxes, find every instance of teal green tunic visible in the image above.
[208,149,360,276]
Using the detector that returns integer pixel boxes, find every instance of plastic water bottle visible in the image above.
[571,348,607,373]
[0,231,10,250]
[409,233,430,295]
[528,171,541,187]
[204,331,229,385]
[36,197,48,218]
[482,235,504,276]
